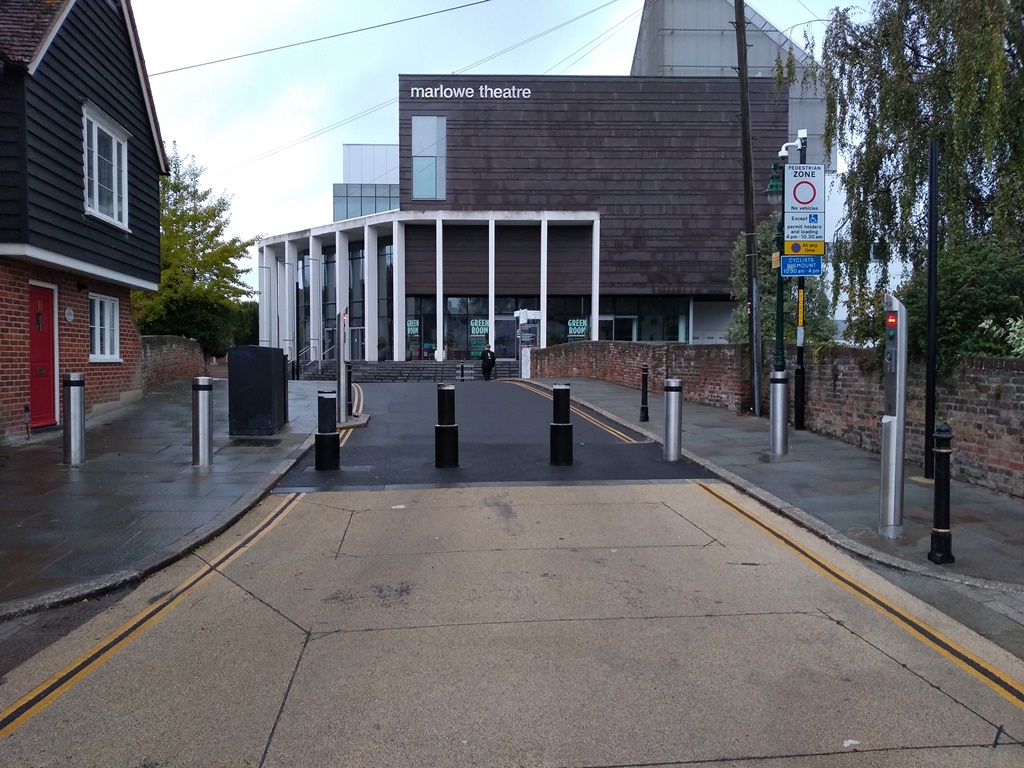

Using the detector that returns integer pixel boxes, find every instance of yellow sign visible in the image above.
[771,251,781,269]
[785,241,825,255]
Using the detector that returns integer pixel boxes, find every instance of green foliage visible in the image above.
[232,300,260,347]
[898,239,1024,373]
[727,215,837,349]
[131,143,256,356]
[812,0,1023,300]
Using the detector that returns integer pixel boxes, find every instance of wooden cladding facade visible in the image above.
[398,75,787,297]
[0,0,162,285]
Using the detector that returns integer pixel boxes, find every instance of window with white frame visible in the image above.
[84,106,129,228]
[89,294,120,361]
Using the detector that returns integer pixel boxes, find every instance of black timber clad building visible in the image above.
[258,74,787,363]
[0,0,167,442]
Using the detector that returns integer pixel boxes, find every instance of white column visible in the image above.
[435,218,444,360]
[364,223,378,363]
[488,218,496,349]
[539,217,548,349]
[336,230,350,359]
[284,240,298,361]
[258,246,271,346]
[273,253,284,348]
[393,219,406,361]
[590,217,601,340]
[309,236,323,362]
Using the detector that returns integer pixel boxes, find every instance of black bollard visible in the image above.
[640,364,650,422]
[550,384,573,466]
[460,362,465,382]
[346,361,354,416]
[435,384,458,468]
[314,390,340,470]
[927,423,955,564]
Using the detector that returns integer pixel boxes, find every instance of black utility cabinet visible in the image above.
[228,346,288,435]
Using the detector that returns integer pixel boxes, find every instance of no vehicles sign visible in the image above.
[784,165,825,214]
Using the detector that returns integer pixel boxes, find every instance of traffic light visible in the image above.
[886,312,898,340]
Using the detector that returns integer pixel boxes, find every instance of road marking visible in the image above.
[505,381,637,443]
[0,492,305,740]
[696,482,1024,711]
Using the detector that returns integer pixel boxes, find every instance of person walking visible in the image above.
[480,343,497,381]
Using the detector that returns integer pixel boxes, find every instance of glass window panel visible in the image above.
[467,297,487,314]
[412,157,437,199]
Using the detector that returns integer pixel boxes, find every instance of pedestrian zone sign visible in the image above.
[781,255,823,277]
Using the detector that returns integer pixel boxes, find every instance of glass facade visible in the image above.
[333,184,399,221]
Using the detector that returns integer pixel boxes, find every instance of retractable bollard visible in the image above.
[315,390,340,470]
[192,376,213,466]
[435,384,458,468]
[663,378,681,462]
[550,384,573,466]
[927,424,955,564]
[346,362,354,416]
[62,373,85,465]
[459,362,465,382]
[640,364,650,422]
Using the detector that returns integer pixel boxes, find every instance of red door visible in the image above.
[28,285,57,428]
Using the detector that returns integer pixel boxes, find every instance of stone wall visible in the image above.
[532,341,1022,498]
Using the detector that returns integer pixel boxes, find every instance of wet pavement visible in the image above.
[0,368,1021,655]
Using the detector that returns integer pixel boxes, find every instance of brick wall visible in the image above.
[141,336,208,391]
[531,341,752,411]
[1,261,146,444]
[533,341,1022,498]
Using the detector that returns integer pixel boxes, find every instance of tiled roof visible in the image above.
[0,0,71,64]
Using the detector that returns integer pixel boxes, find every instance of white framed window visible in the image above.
[411,115,446,200]
[89,293,121,361]
[83,105,129,228]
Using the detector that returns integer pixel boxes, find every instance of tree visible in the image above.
[131,144,256,356]
[727,215,837,349]
[799,0,1023,345]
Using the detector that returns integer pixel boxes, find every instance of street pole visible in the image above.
[733,0,762,417]
[924,141,939,477]
[771,208,788,455]
[794,131,808,430]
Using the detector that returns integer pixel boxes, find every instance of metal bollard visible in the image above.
[770,370,789,455]
[346,361,354,416]
[640,364,650,422]
[62,373,86,465]
[435,384,458,468]
[317,390,336,434]
[927,423,955,564]
[192,376,213,466]
[460,362,465,382]
[663,378,681,462]
[550,384,573,466]
[315,390,340,471]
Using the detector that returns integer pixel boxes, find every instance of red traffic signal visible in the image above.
[886,312,898,339]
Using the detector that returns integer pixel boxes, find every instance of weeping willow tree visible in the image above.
[786,0,1023,346]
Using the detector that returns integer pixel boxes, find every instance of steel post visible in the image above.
[62,373,85,466]
[192,376,213,466]
[663,379,681,462]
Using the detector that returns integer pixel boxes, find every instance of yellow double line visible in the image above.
[0,492,306,739]
[698,482,1024,712]
[506,381,637,443]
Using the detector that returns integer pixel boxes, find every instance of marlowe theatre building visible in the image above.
[259,72,789,364]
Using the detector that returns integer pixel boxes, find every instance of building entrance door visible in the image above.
[28,284,56,428]
[494,316,516,359]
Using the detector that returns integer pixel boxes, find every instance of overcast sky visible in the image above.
[130,0,841,288]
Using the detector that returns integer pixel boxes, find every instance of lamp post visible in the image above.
[764,137,800,456]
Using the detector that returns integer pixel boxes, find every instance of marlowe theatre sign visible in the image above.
[410,84,532,99]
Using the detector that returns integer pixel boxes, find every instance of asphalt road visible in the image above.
[279,380,714,490]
